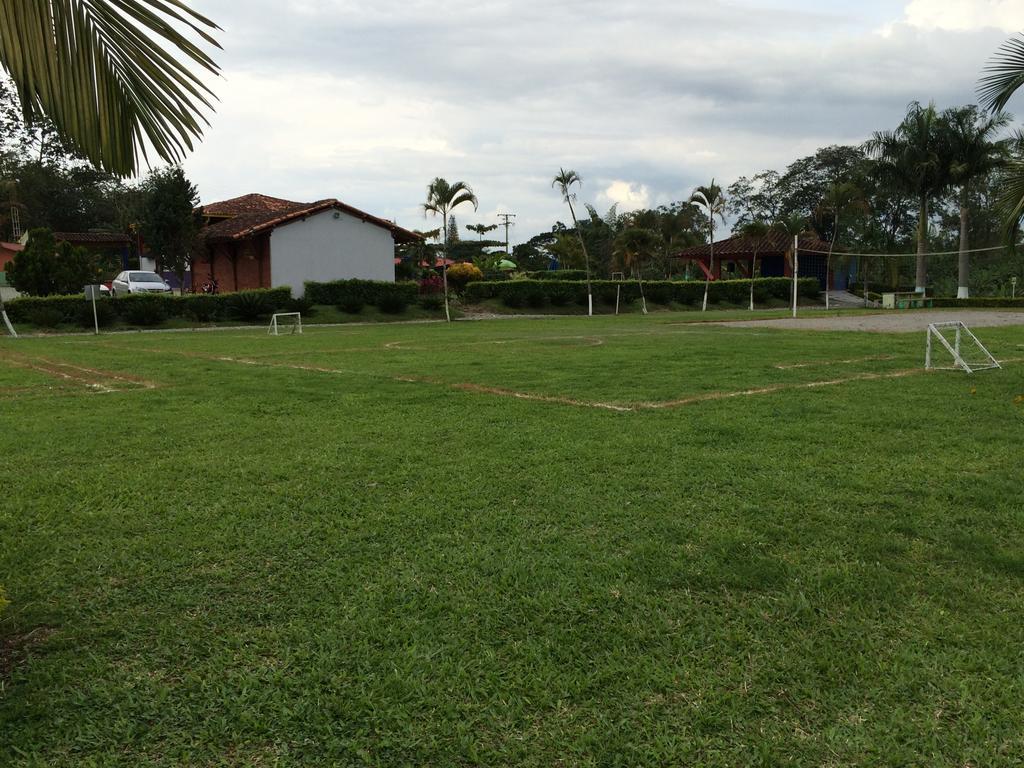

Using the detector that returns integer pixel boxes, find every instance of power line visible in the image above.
[799,244,1011,258]
[497,213,516,254]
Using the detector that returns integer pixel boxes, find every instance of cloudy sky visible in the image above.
[180,0,1024,244]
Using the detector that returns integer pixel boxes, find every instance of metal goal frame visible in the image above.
[925,321,1000,373]
[268,312,303,336]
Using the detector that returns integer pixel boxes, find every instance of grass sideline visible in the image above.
[2,314,1024,765]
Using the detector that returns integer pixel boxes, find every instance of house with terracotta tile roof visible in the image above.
[674,231,844,290]
[195,194,422,295]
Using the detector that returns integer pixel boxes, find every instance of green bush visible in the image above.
[305,279,417,308]
[377,293,408,314]
[463,278,819,309]
[227,290,273,321]
[338,298,365,314]
[419,294,444,310]
[3,287,294,330]
[502,290,525,308]
[77,299,117,328]
[523,269,588,281]
[286,296,316,316]
[181,294,222,322]
[28,305,64,327]
[931,297,1024,308]
[526,286,548,308]
[121,294,169,326]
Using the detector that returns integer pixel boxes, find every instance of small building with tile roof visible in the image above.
[673,231,841,290]
[195,194,422,295]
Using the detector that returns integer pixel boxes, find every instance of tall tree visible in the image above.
[979,34,1024,239]
[941,105,1010,298]
[138,166,199,294]
[5,227,101,295]
[689,180,727,311]
[423,177,478,322]
[866,102,948,293]
[816,182,868,309]
[0,0,221,176]
[552,168,594,316]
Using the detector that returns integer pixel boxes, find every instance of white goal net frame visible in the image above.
[268,312,302,336]
[925,321,1000,373]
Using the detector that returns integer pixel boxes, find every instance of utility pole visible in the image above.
[497,213,516,254]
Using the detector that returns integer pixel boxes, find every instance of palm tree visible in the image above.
[689,181,727,311]
[979,36,1024,238]
[0,0,221,177]
[423,178,478,323]
[773,214,807,317]
[738,220,770,311]
[552,168,594,315]
[865,102,948,294]
[941,106,1011,298]
[613,227,661,315]
[816,182,868,309]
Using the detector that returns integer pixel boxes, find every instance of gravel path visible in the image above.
[716,309,1024,333]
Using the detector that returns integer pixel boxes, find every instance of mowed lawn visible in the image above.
[2,313,1024,766]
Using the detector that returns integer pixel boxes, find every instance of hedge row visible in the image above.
[304,279,418,307]
[6,287,293,328]
[930,297,1024,308]
[464,278,821,308]
[521,269,589,281]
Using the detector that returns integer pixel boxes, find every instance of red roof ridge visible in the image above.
[199,196,423,244]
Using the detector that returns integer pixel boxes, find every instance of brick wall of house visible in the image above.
[193,235,271,292]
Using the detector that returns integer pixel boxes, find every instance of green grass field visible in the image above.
[2,312,1024,766]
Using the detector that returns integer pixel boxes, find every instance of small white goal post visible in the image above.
[925,321,1000,374]
[268,312,302,336]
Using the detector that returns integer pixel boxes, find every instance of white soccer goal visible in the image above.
[925,321,1000,373]
[268,312,302,336]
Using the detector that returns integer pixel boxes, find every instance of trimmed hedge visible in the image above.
[305,279,417,308]
[930,297,1024,308]
[465,278,820,307]
[5,287,292,328]
[522,269,589,281]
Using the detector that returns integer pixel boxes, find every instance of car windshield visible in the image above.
[129,272,164,283]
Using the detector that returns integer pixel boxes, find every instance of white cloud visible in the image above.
[900,0,1024,32]
[177,0,1021,244]
[598,181,651,212]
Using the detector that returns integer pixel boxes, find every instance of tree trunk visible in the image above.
[915,195,928,294]
[702,218,713,312]
[957,186,970,299]
[442,211,451,322]
[568,199,593,316]
[749,252,757,311]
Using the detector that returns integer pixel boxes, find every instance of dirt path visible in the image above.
[715,310,1024,333]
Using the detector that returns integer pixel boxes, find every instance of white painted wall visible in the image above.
[270,208,396,296]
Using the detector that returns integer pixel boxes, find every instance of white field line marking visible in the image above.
[0,357,116,393]
[774,354,898,370]
[123,343,1024,414]
[642,369,923,410]
[33,358,158,388]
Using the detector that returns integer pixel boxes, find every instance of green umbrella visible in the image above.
[497,259,517,271]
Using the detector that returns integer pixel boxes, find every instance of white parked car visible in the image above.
[110,271,172,296]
